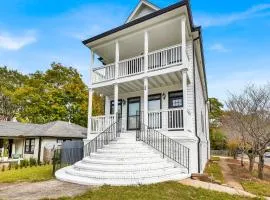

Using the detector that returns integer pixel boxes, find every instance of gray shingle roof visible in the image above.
[0,121,87,138]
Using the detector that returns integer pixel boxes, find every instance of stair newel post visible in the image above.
[95,137,97,152]
[162,135,165,158]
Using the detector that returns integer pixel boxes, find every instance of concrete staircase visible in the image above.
[55,132,189,186]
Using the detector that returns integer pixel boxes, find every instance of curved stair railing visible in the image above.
[136,122,190,173]
[84,115,121,157]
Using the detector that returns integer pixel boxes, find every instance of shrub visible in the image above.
[1,165,5,172]
[20,159,29,168]
[14,163,19,170]
[8,163,11,170]
[29,158,37,167]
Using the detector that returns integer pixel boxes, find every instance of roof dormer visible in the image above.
[125,0,160,23]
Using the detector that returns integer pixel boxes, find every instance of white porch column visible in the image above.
[87,50,95,138]
[87,88,93,138]
[144,78,148,126]
[181,16,187,66]
[115,40,119,79]
[144,31,149,73]
[114,84,119,122]
[182,69,188,132]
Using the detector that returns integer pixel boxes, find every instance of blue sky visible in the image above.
[0,0,270,102]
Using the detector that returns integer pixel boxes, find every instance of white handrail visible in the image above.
[148,108,184,130]
[148,44,182,71]
[92,64,115,83]
[91,115,115,133]
[148,44,182,55]
[118,55,144,77]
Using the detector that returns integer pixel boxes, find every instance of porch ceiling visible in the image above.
[93,17,183,65]
[94,71,182,96]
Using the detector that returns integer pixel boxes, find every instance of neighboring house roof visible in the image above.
[0,121,87,138]
[125,0,160,23]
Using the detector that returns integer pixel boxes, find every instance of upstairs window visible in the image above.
[25,138,35,154]
[168,91,183,108]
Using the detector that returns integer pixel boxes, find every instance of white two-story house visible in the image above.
[56,0,210,186]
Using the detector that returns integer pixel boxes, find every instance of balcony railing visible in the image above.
[91,115,115,133]
[92,64,115,83]
[148,108,184,130]
[91,44,183,84]
[119,55,144,78]
[148,44,182,71]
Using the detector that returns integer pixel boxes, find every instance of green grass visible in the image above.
[51,181,261,200]
[241,180,270,197]
[0,165,53,183]
[204,158,224,183]
[211,156,221,162]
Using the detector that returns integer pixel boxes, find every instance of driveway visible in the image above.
[0,180,92,200]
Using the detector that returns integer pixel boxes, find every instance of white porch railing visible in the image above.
[91,115,115,133]
[148,108,184,130]
[118,55,144,78]
[91,44,184,84]
[92,64,115,83]
[148,44,182,71]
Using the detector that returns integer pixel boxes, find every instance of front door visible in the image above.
[127,97,140,130]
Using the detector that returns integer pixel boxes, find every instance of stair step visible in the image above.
[56,167,189,186]
[66,166,185,179]
[89,152,161,160]
[74,162,174,172]
[82,157,165,165]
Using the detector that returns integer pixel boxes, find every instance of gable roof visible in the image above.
[125,0,160,23]
[82,1,196,45]
[0,121,87,138]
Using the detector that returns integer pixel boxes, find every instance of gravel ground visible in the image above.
[0,179,92,200]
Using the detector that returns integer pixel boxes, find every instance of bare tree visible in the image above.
[226,84,270,179]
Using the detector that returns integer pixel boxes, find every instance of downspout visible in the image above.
[193,36,201,173]
[38,137,42,164]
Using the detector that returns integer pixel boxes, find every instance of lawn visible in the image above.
[53,181,260,200]
[226,158,270,197]
[0,165,53,183]
[241,180,270,197]
[204,157,224,184]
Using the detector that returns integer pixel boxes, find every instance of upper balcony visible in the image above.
[92,44,184,84]
[88,14,190,87]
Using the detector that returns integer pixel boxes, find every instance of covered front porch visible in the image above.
[88,70,192,137]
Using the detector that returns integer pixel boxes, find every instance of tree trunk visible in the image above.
[241,152,244,167]
[248,156,255,172]
[258,154,264,180]
[233,150,237,159]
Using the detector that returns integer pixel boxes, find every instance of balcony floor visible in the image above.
[93,70,183,96]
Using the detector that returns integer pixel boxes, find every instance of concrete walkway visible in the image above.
[180,178,257,198]
[0,180,92,200]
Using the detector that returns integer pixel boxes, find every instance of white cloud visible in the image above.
[209,43,230,53]
[0,30,37,50]
[195,4,270,27]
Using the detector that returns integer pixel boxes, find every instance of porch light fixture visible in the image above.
[122,99,126,105]
[162,92,166,100]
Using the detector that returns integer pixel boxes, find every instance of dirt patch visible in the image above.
[0,179,92,200]
[219,158,244,190]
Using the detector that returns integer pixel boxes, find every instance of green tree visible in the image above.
[209,97,223,128]
[13,63,104,127]
[0,66,27,121]
[210,128,227,150]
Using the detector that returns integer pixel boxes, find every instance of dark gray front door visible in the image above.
[127,97,140,130]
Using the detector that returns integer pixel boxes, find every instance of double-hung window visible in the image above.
[25,138,35,154]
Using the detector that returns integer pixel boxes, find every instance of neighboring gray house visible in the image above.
[0,121,87,163]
